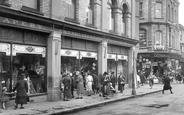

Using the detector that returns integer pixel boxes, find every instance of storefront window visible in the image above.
[12,54,46,94]
[80,58,97,75]
[61,56,79,74]
[107,59,116,77]
[0,53,10,98]
[117,60,128,83]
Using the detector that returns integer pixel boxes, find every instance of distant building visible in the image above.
[137,0,181,76]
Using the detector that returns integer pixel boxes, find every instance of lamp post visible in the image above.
[132,50,136,95]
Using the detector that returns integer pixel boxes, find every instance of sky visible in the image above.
[179,0,184,25]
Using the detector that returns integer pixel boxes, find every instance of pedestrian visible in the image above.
[137,74,141,88]
[62,73,72,101]
[103,72,111,97]
[92,73,98,94]
[162,72,173,94]
[13,75,28,109]
[110,72,116,89]
[70,73,75,98]
[148,72,155,89]
[1,87,10,109]
[140,71,146,86]
[86,72,93,96]
[118,72,126,93]
[75,71,84,99]
[177,73,182,84]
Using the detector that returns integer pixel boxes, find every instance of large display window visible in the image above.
[0,43,47,97]
[117,55,128,83]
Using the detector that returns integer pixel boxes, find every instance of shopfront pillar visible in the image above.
[98,40,108,82]
[128,47,134,88]
[47,31,61,101]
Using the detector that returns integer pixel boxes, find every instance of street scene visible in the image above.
[69,84,184,115]
[0,0,184,115]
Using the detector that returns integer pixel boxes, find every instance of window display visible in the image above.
[13,54,46,94]
[61,57,79,74]
[117,60,128,83]
[107,59,116,77]
[0,53,10,97]
[80,58,97,75]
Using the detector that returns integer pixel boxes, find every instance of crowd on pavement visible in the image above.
[60,71,128,101]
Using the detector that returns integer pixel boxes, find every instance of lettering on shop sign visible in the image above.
[0,16,51,31]
[63,30,102,41]
[154,54,168,57]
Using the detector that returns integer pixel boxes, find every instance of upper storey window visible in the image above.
[139,2,143,17]
[108,0,116,31]
[66,0,76,20]
[86,0,94,25]
[23,0,39,10]
[155,31,163,46]
[155,2,162,18]
[0,0,10,6]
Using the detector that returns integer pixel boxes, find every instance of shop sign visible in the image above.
[63,30,102,42]
[154,45,165,51]
[0,16,51,31]
[0,43,10,56]
[117,55,128,61]
[107,54,117,61]
[154,53,168,57]
[61,49,79,59]
[80,51,97,60]
[12,44,46,57]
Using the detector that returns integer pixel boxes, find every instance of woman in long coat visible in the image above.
[86,72,93,96]
[62,73,72,101]
[162,73,173,94]
[13,75,28,109]
[118,72,126,93]
[75,71,84,99]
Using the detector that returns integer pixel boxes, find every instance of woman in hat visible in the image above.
[13,75,28,109]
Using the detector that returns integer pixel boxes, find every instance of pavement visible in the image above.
[0,83,177,115]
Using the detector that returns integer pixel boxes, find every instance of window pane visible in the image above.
[156,3,162,18]
[61,57,79,74]
[0,53,10,98]
[155,32,162,45]
[23,0,38,9]
[66,0,75,19]
[13,54,46,94]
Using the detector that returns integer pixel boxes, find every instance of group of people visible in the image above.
[61,71,127,101]
[1,65,30,109]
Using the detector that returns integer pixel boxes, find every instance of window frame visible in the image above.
[155,2,162,19]
[21,0,43,15]
[86,0,94,25]
[155,31,163,46]
[65,0,78,23]
[139,2,143,18]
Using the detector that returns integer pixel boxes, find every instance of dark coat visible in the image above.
[118,74,125,91]
[13,79,28,104]
[62,75,72,97]
[140,73,146,83]
[110,75,116,88]
[163,75,172,90]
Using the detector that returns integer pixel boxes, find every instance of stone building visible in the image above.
[179,24,184,75]
[0,0,139,107]
[137,0,181,77]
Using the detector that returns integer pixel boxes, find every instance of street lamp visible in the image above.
[132,49,136,95]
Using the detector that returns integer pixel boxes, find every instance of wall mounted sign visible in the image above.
[117,55,128,61]
[0,43,10,56]
[80,51,97,60]
[12,44,46,57]
[0,16,51,32]
[107,54,117,61]
[61,49,79,59]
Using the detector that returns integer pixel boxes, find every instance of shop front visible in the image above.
[137,53,181,78]
[107,45,128,83]
[61,36,98,78]
[0,26,48,102]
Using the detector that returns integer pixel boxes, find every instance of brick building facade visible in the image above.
[0,0,139,107]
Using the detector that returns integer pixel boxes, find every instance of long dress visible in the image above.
[76,75,84,95]
[13,79,28,104]
[118,75,125,92]
[86,75,93,95]
[62,75,72,98]
[163,75,172,90]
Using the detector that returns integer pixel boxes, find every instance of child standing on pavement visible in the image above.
[1,87,10,109]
